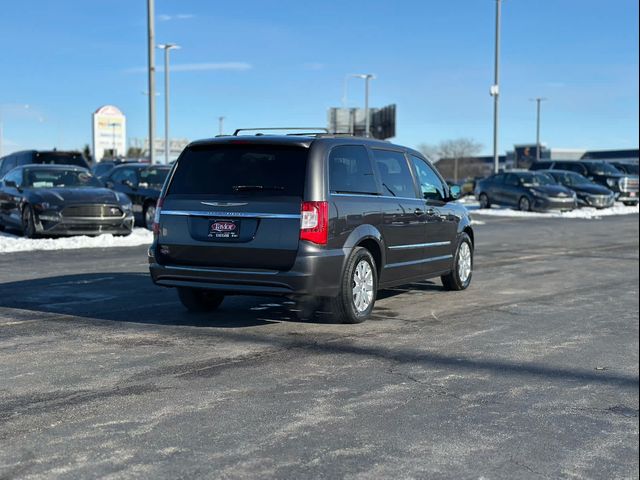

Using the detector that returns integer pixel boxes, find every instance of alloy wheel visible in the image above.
[352,259,374,313]
[458,242,472,283]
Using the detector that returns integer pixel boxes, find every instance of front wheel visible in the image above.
[479,193,491,209]
[518,196,532,212]
[328,247,377,324]
[144,202,156,230]
[22,205,37,238]
[622,201,638,207]
[441,233,473,291]
[177,287,224,312]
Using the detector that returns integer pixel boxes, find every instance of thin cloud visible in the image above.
[303,62,326,71]
[125,62,253,73]
[158,13,195,21]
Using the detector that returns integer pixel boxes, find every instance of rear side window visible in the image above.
[372,150,417,198]
[329,145,377,195]
[168,145,308,196]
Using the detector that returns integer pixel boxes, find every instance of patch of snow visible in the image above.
[0,228,153,254]
[462,201,639,219]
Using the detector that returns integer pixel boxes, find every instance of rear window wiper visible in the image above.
[232,185,285,192]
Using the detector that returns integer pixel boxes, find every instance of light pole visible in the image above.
[348,74,375,137]
[157,43,179,165]
[218,116,225,136]
[108,122,118,157]
[490,0,502,173]
[147,0,156,164]
[530,97,547,162]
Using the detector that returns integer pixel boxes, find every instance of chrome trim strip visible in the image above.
[384,254,453,269]
[165,265,279,275]
[161,210,301,219]
[389,241,451,250]
[331,193,422,201]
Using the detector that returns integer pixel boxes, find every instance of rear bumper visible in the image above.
[616,192,638,204]
[149,243,346,297]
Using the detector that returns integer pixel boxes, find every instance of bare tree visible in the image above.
[417,143,441,163]
[437,138,483,182]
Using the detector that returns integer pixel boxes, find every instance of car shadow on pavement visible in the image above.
[1,272,638,390]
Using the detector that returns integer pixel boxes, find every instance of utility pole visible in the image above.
[530,97,547,162]
[158,43,180,164]
[218,116,225,136]
[147,0,156,164]
[348,74,375,137]
[491,0,502,173]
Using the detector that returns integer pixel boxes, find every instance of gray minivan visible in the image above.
[149,132,474,323]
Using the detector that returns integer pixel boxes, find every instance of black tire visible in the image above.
[22,205,37,238]
[479,193,491,209]
[622,201,638,207]
[143,202,156,230]
[441,233,473,291]
[0,221,5,232]
[328,247,377,324]
[518,196,532,212]
[177,287,224,312]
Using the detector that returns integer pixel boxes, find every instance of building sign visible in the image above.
[92,105,126,163]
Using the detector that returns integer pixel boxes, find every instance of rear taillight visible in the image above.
[300,201,328,245]
[152,197,164,236]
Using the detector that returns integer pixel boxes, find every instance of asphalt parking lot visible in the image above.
[0,214,638,479]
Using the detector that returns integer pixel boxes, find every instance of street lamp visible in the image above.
[348,74,375,137]
[530,97,547,162]
[147,0,156,164]
[157,43,180,164]
[490,0,502,173]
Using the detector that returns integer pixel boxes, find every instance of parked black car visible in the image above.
[529,160,639,206]
[611,162,639,176]
[474,171,577,212]
[149,133,474,324]
[0,165,134,237]
[542,170,615,209]
[0,150,90,178]
[103,163,171,229]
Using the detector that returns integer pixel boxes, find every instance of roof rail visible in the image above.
[233,127,329,136]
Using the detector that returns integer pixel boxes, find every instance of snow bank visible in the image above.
[0,228,153,254]
[463,201,639,219]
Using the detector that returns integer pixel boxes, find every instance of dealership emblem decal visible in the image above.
[210,222,237,232]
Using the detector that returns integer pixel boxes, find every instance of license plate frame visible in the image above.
[207,219,241,240]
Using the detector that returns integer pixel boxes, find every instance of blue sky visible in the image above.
[0,0,638,156]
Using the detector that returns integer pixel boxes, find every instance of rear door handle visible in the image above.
[425,208,436,216]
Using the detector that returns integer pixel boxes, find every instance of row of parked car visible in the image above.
[0,150,170,237]
[473,160,639,212]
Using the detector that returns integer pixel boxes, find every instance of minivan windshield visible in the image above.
[167,145,308,196]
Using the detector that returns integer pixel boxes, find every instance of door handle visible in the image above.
[414,208,424,216]
[425,208,436,216]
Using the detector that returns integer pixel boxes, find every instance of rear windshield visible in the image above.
[35,152,88,168]
[167,145,308,196]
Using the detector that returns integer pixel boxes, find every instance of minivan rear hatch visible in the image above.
[158,143,308,270]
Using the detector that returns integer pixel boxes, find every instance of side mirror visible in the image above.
[4,180,17,189]
[449,185,462,201]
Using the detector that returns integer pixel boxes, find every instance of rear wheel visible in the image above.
[479,193,491,209]
[177,287,224,312]
[22,205,36,238]
[143,202,156,230]
[441,233,473,291]
[518,196,532,212]
[328,247,377,324]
